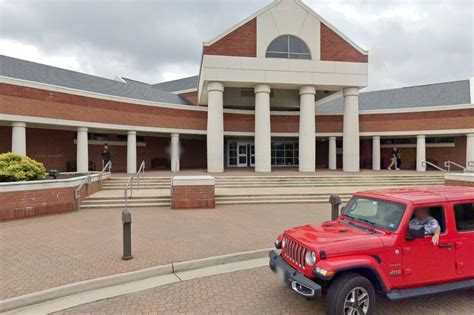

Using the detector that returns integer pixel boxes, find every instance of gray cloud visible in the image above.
[1,0,472,90]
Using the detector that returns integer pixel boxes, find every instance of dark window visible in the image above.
[266,35,311,60]
[454,203,474,232]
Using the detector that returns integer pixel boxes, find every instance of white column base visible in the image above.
[11,122,27,155]
[372,136,381,171]
[416,135,426,172]
[299,86,316,173]
[207,82,224,173]
[171,133,180,172]
[76,127,89,173]
[466,134,474,171]
[127,131,137,174]
[254,84,271,173]
[343,87,360,172]
[328,136,337,170]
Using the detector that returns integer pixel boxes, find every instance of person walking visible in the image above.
[101,143,111,170]
[387,147,400,170]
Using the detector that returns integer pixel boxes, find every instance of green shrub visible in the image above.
[0,153,47,182]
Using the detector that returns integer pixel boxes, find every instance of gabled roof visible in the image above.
[205,0,367,55]
[152,76,199,93]
[0,55,192,106]
[316,80,472,113]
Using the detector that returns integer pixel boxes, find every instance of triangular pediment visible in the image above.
[204,0,368,62]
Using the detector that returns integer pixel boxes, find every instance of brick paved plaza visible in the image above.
[0,203,330,299]
[55,267,474,315]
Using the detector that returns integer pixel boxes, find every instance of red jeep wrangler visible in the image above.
[270,186,474,315]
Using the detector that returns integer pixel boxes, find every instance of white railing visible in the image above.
[98,160,112,182]
[124,161,146,211]
[74,175,91,210]
[444,160,466,173]
[422,161,446,172]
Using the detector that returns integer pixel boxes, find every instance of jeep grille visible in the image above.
[283,237,307,270]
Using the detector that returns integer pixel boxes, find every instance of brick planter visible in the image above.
[171,176,215,209]
[444,173,474,187]
[0,173,108,220]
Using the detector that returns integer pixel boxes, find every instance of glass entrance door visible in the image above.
[227,141,255,168]
[237,143,248,167]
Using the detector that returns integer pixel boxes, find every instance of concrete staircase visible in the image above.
[213,174,444,188]
[80,173,445,209]
[101,177,170,190]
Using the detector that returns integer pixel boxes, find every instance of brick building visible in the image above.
[1,0,473,174]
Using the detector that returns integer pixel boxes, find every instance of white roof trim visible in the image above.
[296,1,368,55]
[172,88,198,95]
[204,0,281,46]
[316,103,474,115]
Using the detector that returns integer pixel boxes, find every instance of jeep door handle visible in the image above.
[438,243,453,249]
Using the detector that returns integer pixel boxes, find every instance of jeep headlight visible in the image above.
[305,251,316,266]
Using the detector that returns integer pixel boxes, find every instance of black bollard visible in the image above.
[122,208,133,260]
[328,195,342,221]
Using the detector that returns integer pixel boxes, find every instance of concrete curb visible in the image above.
[0,248,272,313]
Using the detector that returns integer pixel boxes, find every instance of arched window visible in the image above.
[266,35,311,60]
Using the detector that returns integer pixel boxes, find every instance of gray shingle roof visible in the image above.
[153,75,199,92]
[0,55,192,106]
[317,80,471,113]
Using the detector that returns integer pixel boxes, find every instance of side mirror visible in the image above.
[406,224,425,240]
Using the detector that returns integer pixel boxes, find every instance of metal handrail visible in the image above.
[74,175,93,211]
[101,160,112,174]
[124,161,145,210]
[99,160,112,182]
[422,161,446,172]
[136,160,145,190]
[444,160,466,172]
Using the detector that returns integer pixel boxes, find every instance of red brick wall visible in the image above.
[320,23,368,63]
[180,91,198,105]
[171,185,215,209]
[0,126,12,153]
[445,180,474,187]
[27,128,76,171]
[0,180,100,220]
[0,84,207,131]
[203,18,257,57]
[2,84,472,135]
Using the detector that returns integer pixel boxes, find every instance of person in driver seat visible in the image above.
[409,208,441,245]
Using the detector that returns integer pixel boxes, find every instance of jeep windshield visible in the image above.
[342,196,406,231]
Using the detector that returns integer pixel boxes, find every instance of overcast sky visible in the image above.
[0,0,472,91]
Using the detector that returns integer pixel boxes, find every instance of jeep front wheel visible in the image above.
[325,273,375,315]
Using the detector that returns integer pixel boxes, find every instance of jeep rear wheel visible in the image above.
[325,273,375,315]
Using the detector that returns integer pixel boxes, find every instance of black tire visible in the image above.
[325,272,375,315]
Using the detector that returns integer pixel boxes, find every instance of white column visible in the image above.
[328,136,337,170]
[207,82,224,173]
[343,87,360,172]
[466,133,474,171]
[76,127,89,173]
[372,136,381,171]
[254,84,271,172]
[299,86,316,172]
[171,133,180,172]
[127,131,137,174]
[416,135,426,172]
[11,122,26,155]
